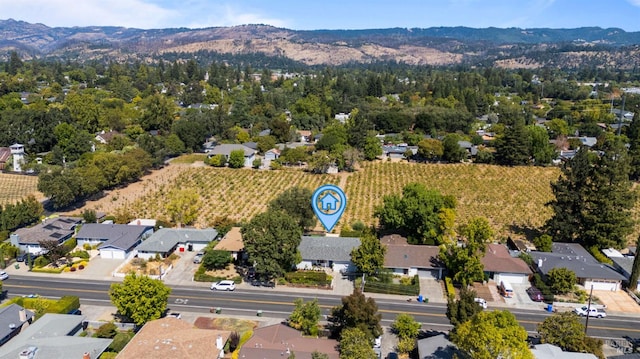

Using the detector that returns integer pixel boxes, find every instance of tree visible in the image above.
[417,138,443,161]
[38,239,68,266]
[165,189,201,227]
[533,234,553,252]
[288,298,321,336]
[202,250,232,270]
[82,209,98,224]
[328,289,382,341]
[629,236,640,291]
[458,217,493,252]
[338,328,378,359]
[494,119,531,166]
[206,154,226,167]
[228,149,246,168]
[439,244,485,286]
[527,125,555,165]
[241,210,303,279]
[538,312,605,359]
[109,273,171,326]
[374,183,456,245]
[268,187,315,230]
[363,136,382,161]
[139,93,175,132]
[391,313,421,354]
[451,310,533,359]
[350,232,386,277]
[441,134,466,163]
[547,267,576,294]
[446,287,482,328]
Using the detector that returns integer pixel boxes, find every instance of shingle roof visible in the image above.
[530,243,626,281]
[298,236,360,262]
[0,147,10,163]
[12,217,81,244]
[482,243,531,274]
[137,228,219,253]
[381,235,442,269]
[610,256,634,278]
[213,227,243,252]
[531,344,598,359]
[239,323,339,359]
[208,144,256,157]
[77,223,153,251]
[0,304,34,343]
[117,317,230,359]
[417,334,463,359]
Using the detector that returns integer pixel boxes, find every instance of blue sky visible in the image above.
[1,0,640,31]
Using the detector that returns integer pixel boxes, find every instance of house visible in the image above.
[213,227,244,261]
[95,130,121,144]
[0,305,34,346]
[417,334,464,359]
[117,317,230,359]
[258,128,271,137]
[382,145,417,160]
[296,236,360,273]
[239,323,339,359]
[128,218,157,227]
[242,141,259,151]
[334,112,350,124]
[137,228,218,260]
[10,217,82,255]
[481,243,532,284]
[206,144,256,168]
[568,136,597,148]
[457,140,478,157]
[531,344,597,359]
[0,313,112,359]
[297,130,312,143]
[603,248,640,289]
[264,148,281,161]
[381,235,444,279]
[0,147,11,170]
[530,243,626,291]
[76,223,154,260]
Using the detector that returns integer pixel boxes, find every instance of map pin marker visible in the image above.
[312,184,347,232]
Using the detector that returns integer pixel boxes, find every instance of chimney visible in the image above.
[83,353,90,359]
[537,258,543,268]
[19,309,26,322]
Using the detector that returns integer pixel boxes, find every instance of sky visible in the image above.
[1,0,640,32]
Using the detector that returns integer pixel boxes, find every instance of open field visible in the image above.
[0,173,43,205]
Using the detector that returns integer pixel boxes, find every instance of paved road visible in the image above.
[4,275,639,340]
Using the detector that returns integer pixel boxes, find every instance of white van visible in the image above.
[499,281,514,298]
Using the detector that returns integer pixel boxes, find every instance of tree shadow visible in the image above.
[508,223,543,242]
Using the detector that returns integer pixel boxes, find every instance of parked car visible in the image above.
[245,267,256,280]
[211,280,236,291]
[0,271,8,281]
[526,287,544,302]
[574,306,607,318]
[167,312,182,319]
[193,252,204,264]
[374,336,382,348]
[474,297,488,309]
[68,309,82,315]
[16,253,37,262]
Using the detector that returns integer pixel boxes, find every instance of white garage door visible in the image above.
[495,273,527,284]
[417,269,439,279]
[100,249,125,260]
[585,280,619,291]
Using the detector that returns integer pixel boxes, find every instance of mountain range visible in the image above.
[1,18,639,68]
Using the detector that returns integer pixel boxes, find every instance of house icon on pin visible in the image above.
[319,193,339,211]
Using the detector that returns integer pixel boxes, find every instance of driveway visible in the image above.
[162,249,205,286]
[593,290,640,314]
[419,278,446,303]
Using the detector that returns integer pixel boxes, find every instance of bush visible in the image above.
[285,271,330,286]
[108,331,135,352]
[31,266,66,274]
[70,267,76,272]
[96,322,118,339]
[83,243,92,251]
[69,250,90,259]
[445,277,456,299]
[588,246,613,265]
[34,256,50,268]
[202,250,232,270]
[64,237,77,251]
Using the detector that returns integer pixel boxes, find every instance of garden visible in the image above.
[356,272,420,296]
[117,253,180,277]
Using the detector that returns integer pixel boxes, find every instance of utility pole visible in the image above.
[584,285,594,335]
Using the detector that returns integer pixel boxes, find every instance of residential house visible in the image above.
[206,144,256,168]
[213,227,244,261]
[128,218,157,227]
[10,217,82,255]
[118,317,230,359]
[334,112,350,124]
[258,128,272,137]
[611,109,635,122]
[602,248,640,289]
[76,223,154,259]
[0,305,34,346]
[264,148,281,161]
[481,243,532,284]
[381,235,444,279]
[457,140,478,157]
[0,313,112,359]
[242,141,259,151]
[94,130,120,144]
[137,228,218,260]
[382,144,417,160]
[297,130,312,143]
[417,334,464,359]
[0,147,10,170]
[531,344,597,359]
[568,136,597,148]
[530,243,626,291]
[296,236,360,273]
[239,323,339,359]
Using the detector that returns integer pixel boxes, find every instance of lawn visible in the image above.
[0,172,42,205]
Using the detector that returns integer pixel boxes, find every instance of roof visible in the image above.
[481,244,532,275]
[381,235,442,269]
[610,256,634,277]
[117,317,230,359]
[138,228,219,253]
[77,224,153,251]
[298,236,360,262]
[531,344,597,359]
[208,144,256,157]
[417,334,464,359]
[0,147,10,162]
[95,130,121,143]
[239,324,339,359]
[213,227,244,252]
[0,304,34,341]
[530,243,626,281]
[0,313,112,359]
[128,219,157,227]
[12,217,82,244]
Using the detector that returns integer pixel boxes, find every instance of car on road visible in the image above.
[374,336,381,348]
[210,280,236,291]
[526,286,544,302]
[193,252,205,264]
[0,271,8,280]
[574,306,606,318]
[474,297,487,309]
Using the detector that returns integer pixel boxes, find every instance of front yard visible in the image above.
[117,254,180,276]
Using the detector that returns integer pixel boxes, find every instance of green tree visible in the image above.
[446,287,482,328]
[458,217,493,252]
[206,154,226,167]
[494,119,531,166]
[288,298,321,336]
[547,267,576,294]
[202,250,232,270]
[374,183,456,245]
[350,232,386,277]
[316,123,348,152]
[452,310,533,359]
[139,93,175,132]
[338,328,378,359]
[228,149,246,168]
[391,313,421,354]
[629,236,640,291]
[328,289,382,341]
[441,134,466,163]
[538,312,604,359]
[241,210,303,279]
[417,138,443,161]
[109,273,171,326]
[527,125,555,165]
[363,136,382,161]
[268,187,315,230]
[439,245,485,286]
[165,189,201,227]
[533,234,553,252]
[37,168,82,209]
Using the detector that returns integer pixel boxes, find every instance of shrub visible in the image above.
[108,331,135,352]
[83,243,92,251]
[31,266,65,274]
[78,265,85,270]
[34,256,50,268]
[70,267,76,272]
[285,271,330,286]
[69,250,90,259]
[99,352,118,359]
[588,246,613,265]
[445,277,456,299]
[96,322,118,339]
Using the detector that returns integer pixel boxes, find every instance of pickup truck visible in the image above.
[574,306,607,318]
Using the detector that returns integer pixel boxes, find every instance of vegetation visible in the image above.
[328,289,382,342]
[350,232,386,277]
[391,313,421,355]
[538,312,604,359]
[201,250,233,270]
[288,298,321,336]
[109,273,172,326]
[446,287,483,328]
[338,328,378,359]
[546,267,577,294]
[267,186,316,230]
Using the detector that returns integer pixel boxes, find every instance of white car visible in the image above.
[574,306,606,318]
[0,271,8,280]
[474,297,487,309]
[374,336,381,348]
[211,280,236,291]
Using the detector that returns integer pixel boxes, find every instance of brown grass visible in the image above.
[0,173,43,205]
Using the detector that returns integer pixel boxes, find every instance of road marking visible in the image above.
[175,298,189,304]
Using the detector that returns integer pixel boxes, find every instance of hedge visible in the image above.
[364,281,419,296]
[285,271,330,286]
[69,250,91,259]
[589,246,613,265]
[444,277,456,299]
[31,266,66,274]
[3,295,80,316]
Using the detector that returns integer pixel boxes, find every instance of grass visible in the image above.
[170,153,208,164]
[0,173,42,206]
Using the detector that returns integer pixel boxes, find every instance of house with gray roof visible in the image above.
[602,248,640,289]
[10,217,82,255]
[417,334,464,359]
[531,344,597,359]
[296,236,360,273]
[76,223,153,260]
[0,304,34,346]
[206,144,256,167]
[136,228,219,260]
[530,243,626,291]
[0,313,112,359]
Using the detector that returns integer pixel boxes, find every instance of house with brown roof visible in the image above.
[481,243,532,284]
[213,227,244,260]
[381,235,444,279]
[117,317,230,359]
[0,147,11,170]
[239,323,339,359]
[95,130,121,144]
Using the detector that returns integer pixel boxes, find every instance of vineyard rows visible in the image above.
[0,173,41,205]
